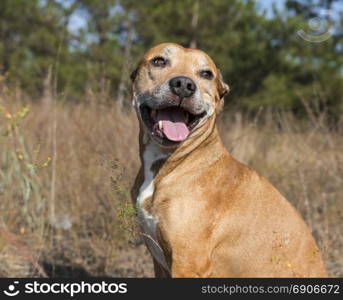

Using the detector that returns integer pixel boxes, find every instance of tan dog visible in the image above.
[130,43,327,277]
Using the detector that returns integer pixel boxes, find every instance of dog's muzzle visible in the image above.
[137,76,210,145]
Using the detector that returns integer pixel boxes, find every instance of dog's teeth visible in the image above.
[158,120,163,130]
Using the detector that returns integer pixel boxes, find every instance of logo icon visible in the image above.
[3,281,20,297]
[297,9,333,43]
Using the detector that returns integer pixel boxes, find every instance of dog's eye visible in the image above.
[199,70,214,80]
[150,56,167,67]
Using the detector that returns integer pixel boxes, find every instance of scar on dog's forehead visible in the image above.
[144,44,180,60]
[162,46,174,57]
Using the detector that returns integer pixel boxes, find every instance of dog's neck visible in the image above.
[138,115,226,180]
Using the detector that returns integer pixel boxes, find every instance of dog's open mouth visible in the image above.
[140,105,206,143]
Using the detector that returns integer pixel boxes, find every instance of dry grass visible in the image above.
[0,86,342,277]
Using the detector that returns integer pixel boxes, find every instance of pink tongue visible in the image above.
[157,107,189,142]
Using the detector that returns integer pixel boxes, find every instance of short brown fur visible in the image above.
[131,43,327,277]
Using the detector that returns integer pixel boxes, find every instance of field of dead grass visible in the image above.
[0,87,342,277]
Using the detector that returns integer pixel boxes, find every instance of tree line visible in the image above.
[0,0,342,120]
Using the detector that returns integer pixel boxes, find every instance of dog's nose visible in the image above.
[169,76,196,98]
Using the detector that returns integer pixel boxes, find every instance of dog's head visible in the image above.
[131,43,229,147]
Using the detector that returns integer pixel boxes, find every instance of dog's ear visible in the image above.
[130,68,138,82]
[217,69,229,99]
[216,70,229,114]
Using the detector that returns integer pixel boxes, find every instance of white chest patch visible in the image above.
[137,142,169,271]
